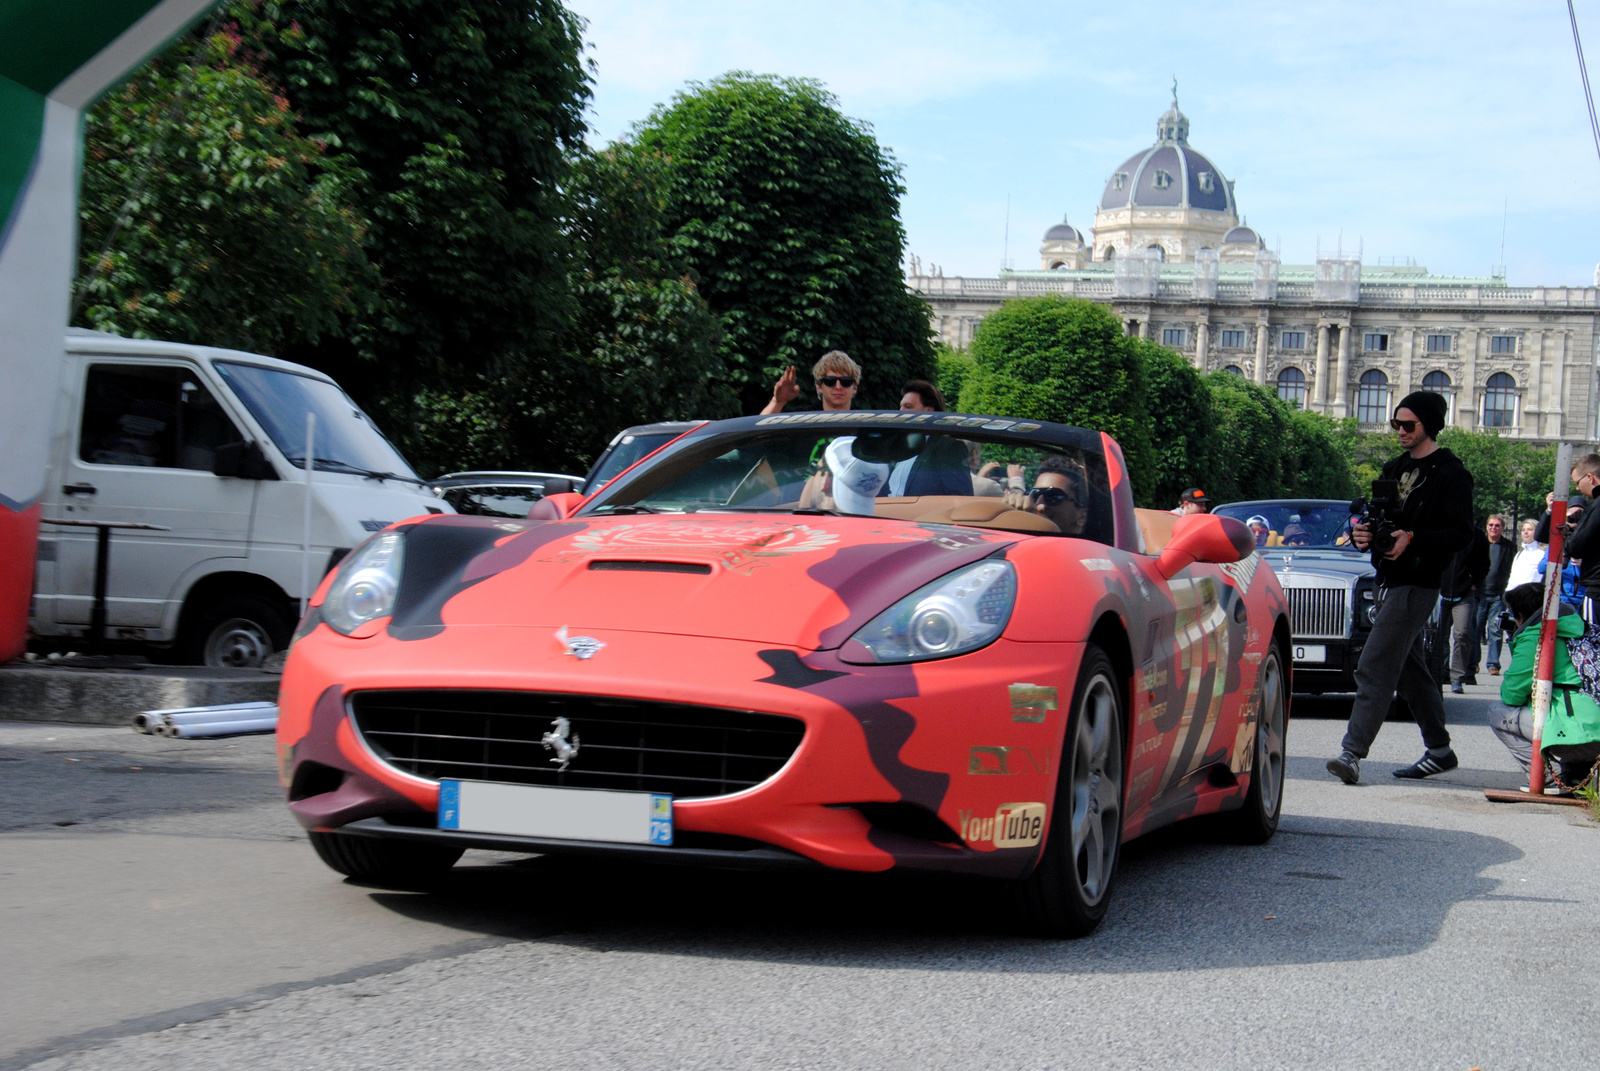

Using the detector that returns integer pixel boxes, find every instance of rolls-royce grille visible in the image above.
[348,690,805,800]
[1286,587,1347,639]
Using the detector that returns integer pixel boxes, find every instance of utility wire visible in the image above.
[1569,0,1600,169]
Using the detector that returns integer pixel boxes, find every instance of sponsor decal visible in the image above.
[1135,666,1168,693]
[1130,735,1164,760]
[959,802,1047,848]
[1218,552,1261,594]
[753,412,1043,433]
[1241,651,1263,665]
[968,746,1051,775]
[1137,700,1168,727]
[1129,768,1154,798]
[558,521,840,574]
[1081,558,1116,572]
[555,625,606,661]
[1008,683,1058,722]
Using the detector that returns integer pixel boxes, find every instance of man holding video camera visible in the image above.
[1327,391,1474,784]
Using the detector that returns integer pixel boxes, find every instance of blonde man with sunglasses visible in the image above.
[761,351,861,415]
[1328,391,1475,785]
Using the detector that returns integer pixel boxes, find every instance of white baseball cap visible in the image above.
[825,437,888,515]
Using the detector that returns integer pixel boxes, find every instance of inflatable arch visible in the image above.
[0,0,217,660]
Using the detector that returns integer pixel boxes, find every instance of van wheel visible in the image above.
[185,595,291,668]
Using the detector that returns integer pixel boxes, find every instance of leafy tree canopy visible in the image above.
[74,24,375,351]
[958,295,1154,503]
[1130,338,1217,507]
[627,72,934,411]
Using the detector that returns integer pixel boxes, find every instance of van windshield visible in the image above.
[215,362,421,483]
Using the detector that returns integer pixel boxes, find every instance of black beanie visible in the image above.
[1396,391,1448,438]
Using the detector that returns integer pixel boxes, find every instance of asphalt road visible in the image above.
[3,683,1598,1071]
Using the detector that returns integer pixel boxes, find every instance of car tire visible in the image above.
[184,594,291,668]
[308,831,464,885]
[1220,643,1287,845]
[1011,643,1125,938]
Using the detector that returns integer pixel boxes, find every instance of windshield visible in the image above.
[582,425,1114,543]
[586,430,688,490]
[215,362,420,482]
[1213,501,1356,549]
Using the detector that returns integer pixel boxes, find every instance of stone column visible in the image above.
[1138,319,1148,340]
[1460,327,1479,432]
[1315,324,1331,411]
[1195,317,1210,371]
[1525,329,1544,439]
[1333,324,1351,418]
[1399,327,1415,404]
[1254,313,1270,386]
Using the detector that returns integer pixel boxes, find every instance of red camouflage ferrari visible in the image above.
[277,412,1291,937]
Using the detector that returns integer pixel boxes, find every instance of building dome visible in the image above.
[1043,216,1084,243]
[1222,225,1262,247]
[1097,95,1236,217]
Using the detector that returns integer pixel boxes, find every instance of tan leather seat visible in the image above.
[1134,508,1177,554]
[914,498,1060,533]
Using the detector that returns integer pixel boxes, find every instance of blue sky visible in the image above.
[567,0,1600,287]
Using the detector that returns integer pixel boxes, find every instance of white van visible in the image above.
[31,330,449,666]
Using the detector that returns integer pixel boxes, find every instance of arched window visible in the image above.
[1483,372,1517,428]
[1356,369,1390,424]
[1422,370,1450,391]
[1277,367,1307,408]
[1146,245,1166,262]
[1103,246,1117,261]
[1223,364,1245,377]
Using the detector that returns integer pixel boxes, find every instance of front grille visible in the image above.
[1285,587,1348,639]
[348,690,805,800]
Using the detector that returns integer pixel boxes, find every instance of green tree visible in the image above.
[253,0,592,399]
[1437,427,1556,527]
[74,24,375,352]
[1130,338,1217,507]
[628,72,934,411]
[958,295,1154,502]
[1203,372,1287,502]
[934,343,975,408]
[1280,407,1355,500]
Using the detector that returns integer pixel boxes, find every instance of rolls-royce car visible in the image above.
[1213,499,1445,693]
[278,413,1292,937]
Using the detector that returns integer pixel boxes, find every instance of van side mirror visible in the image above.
[213,441,278,480]
[1155,515,1254,579]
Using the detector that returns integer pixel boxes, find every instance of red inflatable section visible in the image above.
[0,503,38,662]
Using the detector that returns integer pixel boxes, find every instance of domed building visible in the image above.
[915,90,1600,445]
[1086,93,1239,264]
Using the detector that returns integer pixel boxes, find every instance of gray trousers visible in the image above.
[1447,594,1477,682]
[1342,584,1452,759]
[1488,701,1600,781]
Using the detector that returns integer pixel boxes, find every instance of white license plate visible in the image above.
[1293,644,1327,664]
[438,780,672,845]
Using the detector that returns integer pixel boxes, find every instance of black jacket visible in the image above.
[1440,528,1490,599]
[1556,485,1600,594]
[1482,535,1515,598]
[1371,447,1475,588]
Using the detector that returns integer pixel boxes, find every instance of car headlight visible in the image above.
[1359,585,1377,627]
[322,532,405,635]
[842,560,1016,664]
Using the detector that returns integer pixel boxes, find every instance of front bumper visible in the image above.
[277,623,1085,879]
[1288,635,1362,692]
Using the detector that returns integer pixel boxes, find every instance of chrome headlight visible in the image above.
[843,560,1016,664]
[322,532,405,635]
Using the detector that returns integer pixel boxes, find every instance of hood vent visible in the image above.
[588,559,712,575]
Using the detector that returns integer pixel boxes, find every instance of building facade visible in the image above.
[914,94,1600,443]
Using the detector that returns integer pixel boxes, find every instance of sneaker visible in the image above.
[1489,667,1501,675]
[1327,752,1361,784]
[1450,681,1464,694]
[1393,750,1459,779]
[1463,675,1478,686]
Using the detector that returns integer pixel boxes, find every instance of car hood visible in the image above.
[379,513,1022,650]
[1258,547,1374,583]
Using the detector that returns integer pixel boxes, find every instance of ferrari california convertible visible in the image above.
[277,412,1291,936]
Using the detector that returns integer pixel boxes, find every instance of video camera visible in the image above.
[1349,478,1403,556]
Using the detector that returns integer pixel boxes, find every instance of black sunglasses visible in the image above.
[1390,418,1418,432]
[818,376,856,388]
[1028,486,1074,507]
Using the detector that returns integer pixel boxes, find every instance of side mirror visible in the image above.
[1155,515,1254,579]
[527,491,585,521]
[212,441,277,480]
[541,476,575,496]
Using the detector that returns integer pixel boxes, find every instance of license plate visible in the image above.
[437,780,673,845]
[1293,644,1327,664]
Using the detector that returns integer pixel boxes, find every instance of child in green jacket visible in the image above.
[1493,582,1600,786]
